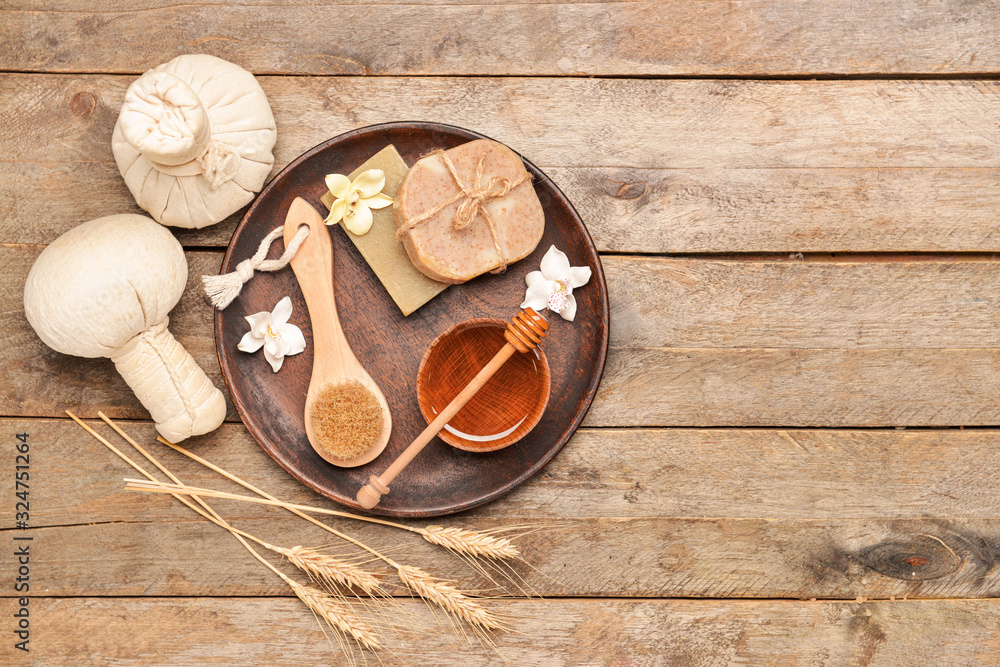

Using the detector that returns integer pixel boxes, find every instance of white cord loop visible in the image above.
[202,225,309,309]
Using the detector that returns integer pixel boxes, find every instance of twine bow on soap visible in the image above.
[396,150,532,272]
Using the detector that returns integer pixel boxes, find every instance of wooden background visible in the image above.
[3,1,1000,664]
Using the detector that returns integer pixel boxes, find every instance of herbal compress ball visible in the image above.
[112,54,277,229]
[23,214,227,441]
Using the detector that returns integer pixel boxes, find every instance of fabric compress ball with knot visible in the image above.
[112,54,277,229]
[23,214,227,442]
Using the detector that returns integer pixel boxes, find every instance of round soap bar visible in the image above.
[393,139,545,284]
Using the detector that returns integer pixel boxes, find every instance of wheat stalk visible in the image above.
[285,576,382,652]
[127,477,509,631]
[157,437,520,560]
[68,412,385,658]
[85,412,384,599]
[396,565,505,632]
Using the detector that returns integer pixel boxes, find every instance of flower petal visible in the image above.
[324,198,346,225]
[520,279,555,311]
[567,265,592,288]
[271,296,293,326]
[281,323,307,356]
[525,270,546,288]
[324,174,351,199]
[344,203,374,235]
[560,293,578,322]
[364,192,393,210]
[351,169,386,199]
[237,330,264,353]
[539,245,571,281]
[263,347,284,373]
[245,311,272,337]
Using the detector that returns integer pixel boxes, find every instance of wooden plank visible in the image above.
[0,246,1000,427]
[609,258,1000,349]
[589,347,1000,427]
[2,597,998,665]
[6,247,1000,426]
[7,419,1000,524]
[9,161,1000,253]
[2,1,998,76]
[4,418,1000,599]
[11,506,1000,599]
[3,75,1000,252]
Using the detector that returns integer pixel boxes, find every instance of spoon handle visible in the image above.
[283,197,357,377]
[357,308,549,510]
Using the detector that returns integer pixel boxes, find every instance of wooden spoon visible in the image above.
[283,197,392,467]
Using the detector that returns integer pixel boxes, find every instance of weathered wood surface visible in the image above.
[3,418,1000,599]
[3,74,1000,252]
[6,419,1000,524]
[6,245,1000,427]
[2,1,998,76]
[3,597,999,666]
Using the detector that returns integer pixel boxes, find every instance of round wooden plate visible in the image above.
[216,122,609,517]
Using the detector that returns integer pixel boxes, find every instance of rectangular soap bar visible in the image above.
[322,145,449,316]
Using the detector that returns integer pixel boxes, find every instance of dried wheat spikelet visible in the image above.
[285,577,382,652]
[278,545,382,595]
[396,565,505,632]
[69,412,386,661]
[421,525,519,560]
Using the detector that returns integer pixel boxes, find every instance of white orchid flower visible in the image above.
[520,245,592,322]
[237,296,306,372]
[323,169,393,236]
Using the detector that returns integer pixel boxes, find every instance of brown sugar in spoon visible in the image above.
[283,197,392,467]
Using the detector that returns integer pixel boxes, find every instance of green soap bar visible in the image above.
[322,145,449,316]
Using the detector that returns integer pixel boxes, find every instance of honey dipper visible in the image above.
[283,197,392,467]
[357,308,549,509]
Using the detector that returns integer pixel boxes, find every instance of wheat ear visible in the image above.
[420,526,519,560]
[158,438,521,560]
[396,565,506,632]
[284,575,381,652]
[278,545,382,594]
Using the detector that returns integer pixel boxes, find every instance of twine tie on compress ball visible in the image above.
[202,225,310,309]
[146,140,242,190]
[395,150,532,273]
[198,141,241,189]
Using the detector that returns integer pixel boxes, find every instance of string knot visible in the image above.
[234,260,256,283]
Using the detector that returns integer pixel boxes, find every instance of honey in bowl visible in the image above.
[416,318,551,452]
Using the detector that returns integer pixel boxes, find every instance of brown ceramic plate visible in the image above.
[216,121,609,517]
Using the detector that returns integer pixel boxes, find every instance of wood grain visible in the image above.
[590,347,1000,427]
[5,418,1000,599]
[3,74,1000,252]
[1,1,997,76]
[5,246,1000,426]
[8,419,1000,524]
[3,597,999,665]
[11,517,1000,599]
